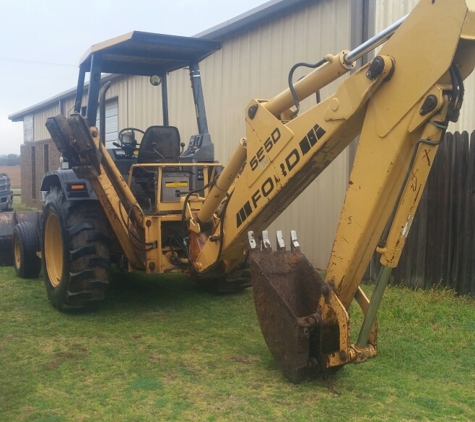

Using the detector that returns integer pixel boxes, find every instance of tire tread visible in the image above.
[43,190,111,312]
[13,222,41,279]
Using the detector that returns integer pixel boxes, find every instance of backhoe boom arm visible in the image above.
[189,0,475,381]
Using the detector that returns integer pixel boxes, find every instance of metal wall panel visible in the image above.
[123,75,164,130]
[170,0,352,269]
[33,104,60,141]
[452,66,475,133]
[61,97,76,119]
[374,0,475,133]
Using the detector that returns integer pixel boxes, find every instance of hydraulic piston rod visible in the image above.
[264,14,408,119]
[344,14,407,64]
[356,266,392,349]
[197,138,247,224]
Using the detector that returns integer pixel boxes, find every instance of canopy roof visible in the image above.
[79,31,221,76]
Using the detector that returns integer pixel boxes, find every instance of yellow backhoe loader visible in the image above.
[2,0,475,383]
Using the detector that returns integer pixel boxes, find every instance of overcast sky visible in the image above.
[0,0,270,155]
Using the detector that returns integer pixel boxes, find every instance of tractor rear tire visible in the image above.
[13,222,41,279]
[42,189,111,311]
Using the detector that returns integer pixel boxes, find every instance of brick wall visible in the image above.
[21,139,61,208]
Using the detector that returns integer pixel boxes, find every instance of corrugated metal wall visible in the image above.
[28,0,353,269]
[32,104,60,141]
[374,0,475,133]
[195,0,353,269]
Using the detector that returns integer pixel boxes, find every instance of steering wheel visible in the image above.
[113,128,145,158]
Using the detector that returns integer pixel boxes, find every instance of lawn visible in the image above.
[12,194,36,212]
[0,266,474,421]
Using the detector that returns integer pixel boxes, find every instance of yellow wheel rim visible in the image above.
[13,235,21,270]
[44,213,64,287]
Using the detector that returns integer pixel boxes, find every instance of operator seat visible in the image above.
[132,126,181,211]
[137,126,181,164]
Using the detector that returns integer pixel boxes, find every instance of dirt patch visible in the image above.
[43,346,89,370]
[230,354,260,364]
[22,406,35,414]
[324,378,342,397]
[0,166,21,189]
[148,353,163,363]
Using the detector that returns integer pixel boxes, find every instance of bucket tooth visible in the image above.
[276,230,285,250]
[249,230,326,383]
[248,231,257,250]
[261,230,272,250]
[290,230,300,250]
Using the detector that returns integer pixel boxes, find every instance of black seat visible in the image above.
[132,126,181,212]
[137,126,181,164]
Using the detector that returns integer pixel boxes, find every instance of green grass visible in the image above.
[12,194,37,212]
[0,266,474,421]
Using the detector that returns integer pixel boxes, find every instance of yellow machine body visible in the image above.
[32,0,475,381]
[188,0,475,380]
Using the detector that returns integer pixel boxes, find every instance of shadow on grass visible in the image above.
[98,266,246,314]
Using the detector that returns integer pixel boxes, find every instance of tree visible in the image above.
[0,154,20,166]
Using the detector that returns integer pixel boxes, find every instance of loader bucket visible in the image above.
[248,231,328,383]
[0,211,41,265]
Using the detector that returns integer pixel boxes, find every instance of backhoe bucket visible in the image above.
[0,211,41,265]
[248,231,328,383]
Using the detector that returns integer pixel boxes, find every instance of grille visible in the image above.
[0,174,11,193]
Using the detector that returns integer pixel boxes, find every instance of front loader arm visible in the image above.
[189,0,475,381]
[46,114,146,270]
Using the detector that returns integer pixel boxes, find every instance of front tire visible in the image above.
[42,189,111,311]
[13,222,41,279]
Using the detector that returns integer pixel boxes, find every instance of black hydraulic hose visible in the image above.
[448,65,459,106]
[126,200,156,251]
[216,191,233,262]
[181,178,216,231]
[452,65,465,112]
[288,58,328,117]
[448,66,460,123]
[377,137,446,248]
[378,64,461,247]
[117,197,155,251]
[181,178,217,272]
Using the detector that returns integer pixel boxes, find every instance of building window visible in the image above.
[31,146,36,200]
[44,144,49,173]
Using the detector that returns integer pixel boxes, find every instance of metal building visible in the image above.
[13,0,466,270]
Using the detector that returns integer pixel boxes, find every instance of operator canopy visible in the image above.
[79,31,221,76]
